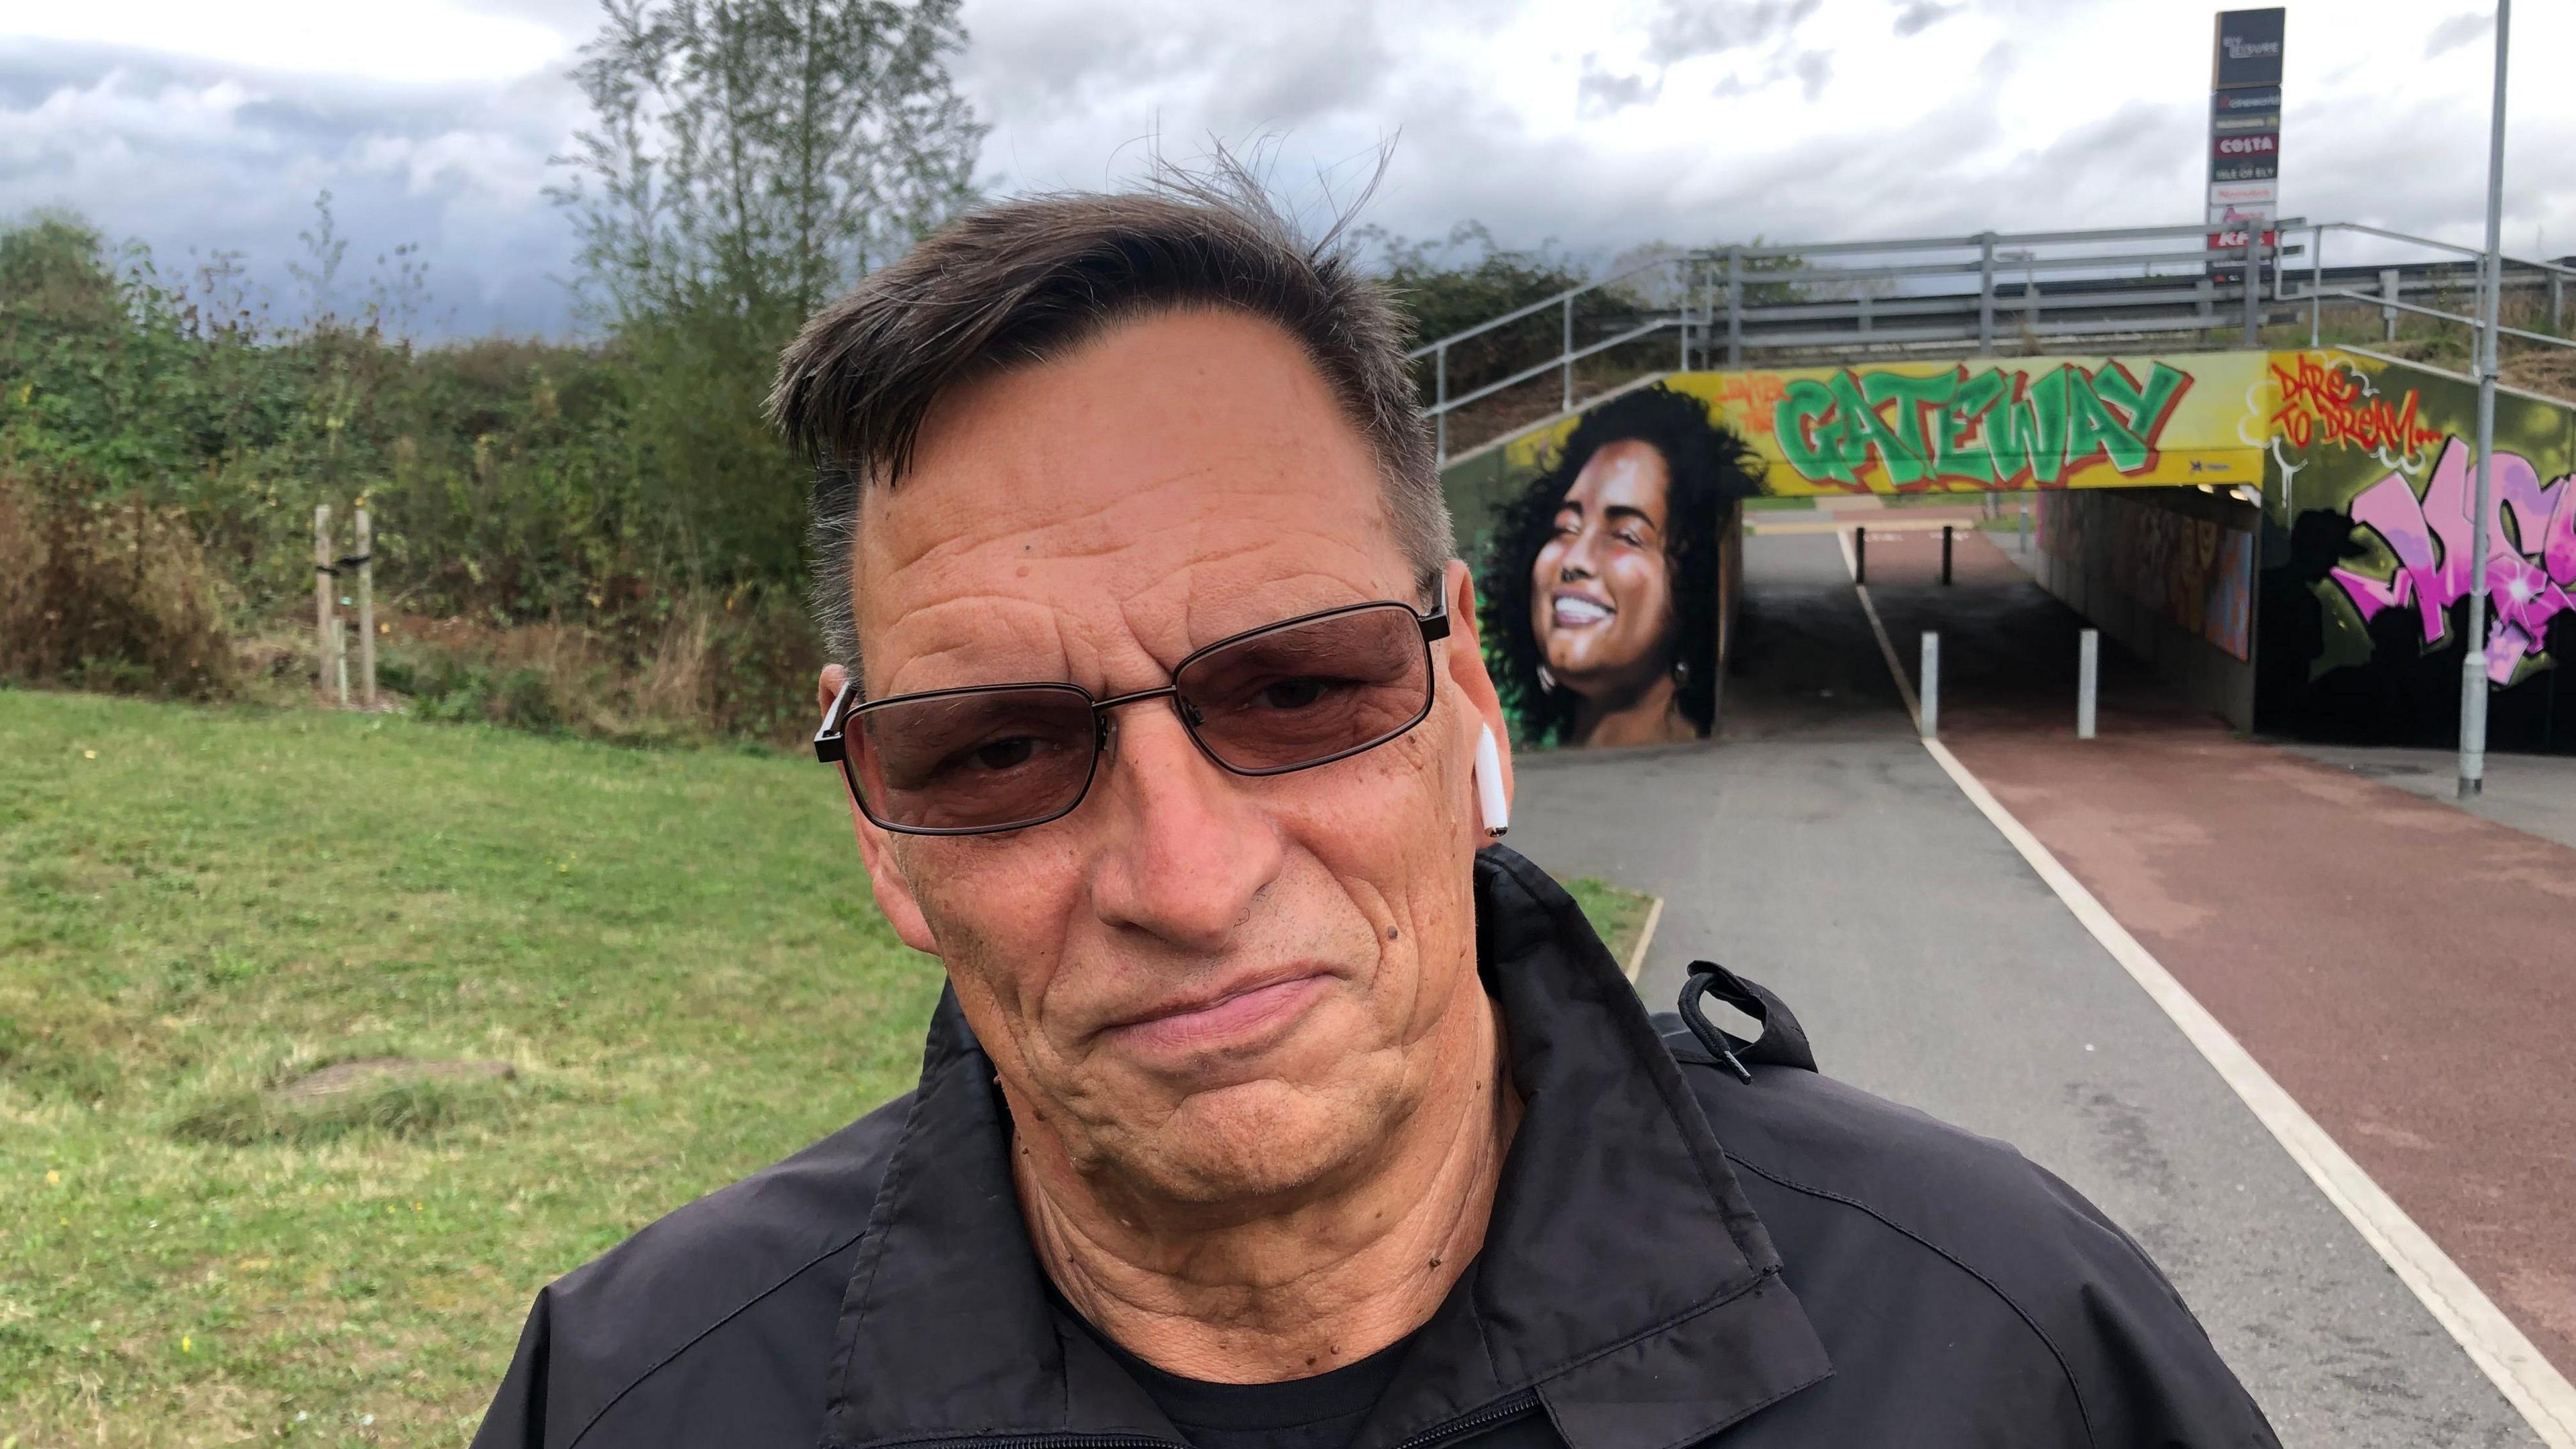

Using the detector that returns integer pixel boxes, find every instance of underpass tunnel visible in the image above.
[1725,491,2256,745]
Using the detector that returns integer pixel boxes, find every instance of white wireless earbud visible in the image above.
[1474,724,1509,838]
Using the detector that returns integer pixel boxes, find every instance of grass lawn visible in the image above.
[0,688,1653,1446]
[1562,877,1654,973]
[1,690,941,1446]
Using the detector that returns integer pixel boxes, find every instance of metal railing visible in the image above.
[1413,217,2576,464]
[2292,221,2576,352]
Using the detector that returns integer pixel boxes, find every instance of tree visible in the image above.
[553,0,983,335]
[548,0,982,593]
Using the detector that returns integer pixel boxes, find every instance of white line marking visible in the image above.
[1839,533,1922,727]
[1625,895,1664,985]
[1827,529,2576,1444]
[1919,738,2576,1448]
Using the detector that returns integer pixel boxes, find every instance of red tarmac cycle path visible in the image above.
[1860,525,2576,1381]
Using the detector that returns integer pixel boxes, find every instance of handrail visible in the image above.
[1411,217,2323,364]
[1413,214,2572,465]
[2325,221,2576,278]
[1705,219,2292,262]
[2312,285,2576,352]
[1403,253,1687,360]
[1435,318,1678,417]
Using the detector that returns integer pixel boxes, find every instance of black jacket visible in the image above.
[473,847,2278,1449]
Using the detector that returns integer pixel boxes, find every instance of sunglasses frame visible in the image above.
[813,598,1452,837]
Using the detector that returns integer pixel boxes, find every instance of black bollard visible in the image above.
[1854,527,1867,584]
[1941,525,1953,586]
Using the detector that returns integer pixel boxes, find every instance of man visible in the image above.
[472,175,2279,1448]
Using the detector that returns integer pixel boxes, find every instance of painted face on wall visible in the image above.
[1528,439,1679,700]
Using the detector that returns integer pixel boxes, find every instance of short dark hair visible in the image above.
[768,167,1449,672]
[1477,384,1762,745]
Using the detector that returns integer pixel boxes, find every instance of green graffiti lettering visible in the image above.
[1769,360,2196,492]
[1831,369,1925,484]
[1933,369,2005,484]
[1862,371,1957,486]
[1774,379,1854,485]
[2090,361,2191,466]
[1996,368,2073,484]
[2063,376,2147,472]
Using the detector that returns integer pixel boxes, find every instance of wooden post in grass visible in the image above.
[313,504,333,696]
[332,617,350,706]
[355,508,376,708]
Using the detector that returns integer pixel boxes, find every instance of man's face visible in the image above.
[830,308,1511,1205]
[1529,439,1679,697]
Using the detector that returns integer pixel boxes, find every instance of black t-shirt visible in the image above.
[1083,1317,1418,1449]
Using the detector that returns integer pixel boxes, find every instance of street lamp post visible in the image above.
[2459,0,2511,799]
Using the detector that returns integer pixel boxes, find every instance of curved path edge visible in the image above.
[1837,523,2576,1448]
[1920,735,2576,1448]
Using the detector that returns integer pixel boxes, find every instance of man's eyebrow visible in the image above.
[1603,505,1660,531]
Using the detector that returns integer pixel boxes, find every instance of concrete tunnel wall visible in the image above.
[2030,486,2261,733]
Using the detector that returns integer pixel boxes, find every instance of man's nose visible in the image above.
[1084,706,1285,951]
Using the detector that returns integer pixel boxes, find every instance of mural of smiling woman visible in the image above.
[1481,384,1762,748]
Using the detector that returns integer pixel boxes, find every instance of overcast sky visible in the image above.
[4,0,2567,339]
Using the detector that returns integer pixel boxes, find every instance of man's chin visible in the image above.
[1107,1079,1387,1204]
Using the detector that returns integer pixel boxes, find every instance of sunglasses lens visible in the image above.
[1177,605,1434,773]
[851,687,1097,832]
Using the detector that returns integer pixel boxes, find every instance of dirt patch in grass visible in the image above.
[278,1057,515,1101]
[169,1064,533,1148]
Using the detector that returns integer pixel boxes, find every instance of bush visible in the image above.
[373,588,820,746]
[0,468,235,698]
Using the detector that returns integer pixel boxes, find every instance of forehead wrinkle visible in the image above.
[869,594,1077,696]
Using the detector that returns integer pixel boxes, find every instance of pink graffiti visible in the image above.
[2329,437,2576,683]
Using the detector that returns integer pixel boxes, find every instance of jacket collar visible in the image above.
[820,847,1830,1449]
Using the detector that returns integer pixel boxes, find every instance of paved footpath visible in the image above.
[1866,525,2576,1411]
[1507,529,2542,1448]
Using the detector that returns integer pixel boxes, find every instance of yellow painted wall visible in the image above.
[1492,352,2284,496]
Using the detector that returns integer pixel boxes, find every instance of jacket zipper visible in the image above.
[855,1387,1543,1449]
[1387,1387,1543,1449]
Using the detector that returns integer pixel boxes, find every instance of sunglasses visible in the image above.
[814,598,1451,836]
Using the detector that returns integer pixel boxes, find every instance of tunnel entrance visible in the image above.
[1723,500,2224,745]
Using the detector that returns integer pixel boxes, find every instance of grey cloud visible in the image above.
[1791,50,1831,102]
[2425,11,2493,58]
[2020,99,2194,185]
[1646,0,1821,66]
[1578,56,1661,117]
[1893,1,1962,38]
[15,0,2575,352]
[0,40,584,338]
[1205,13,1398,133]
[1707,42,1831,103]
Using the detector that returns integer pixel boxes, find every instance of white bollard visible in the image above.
[1919,631,1939,739]
[2077,629,2098,740]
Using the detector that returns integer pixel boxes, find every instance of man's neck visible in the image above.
[1010,999,1519,1384]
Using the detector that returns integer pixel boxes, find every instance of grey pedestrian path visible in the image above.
[2285,743,2576,853]
[1503,530,2540,1449]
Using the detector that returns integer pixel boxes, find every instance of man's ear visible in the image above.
[816,663,940,957]
[1440,561,1513,815]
